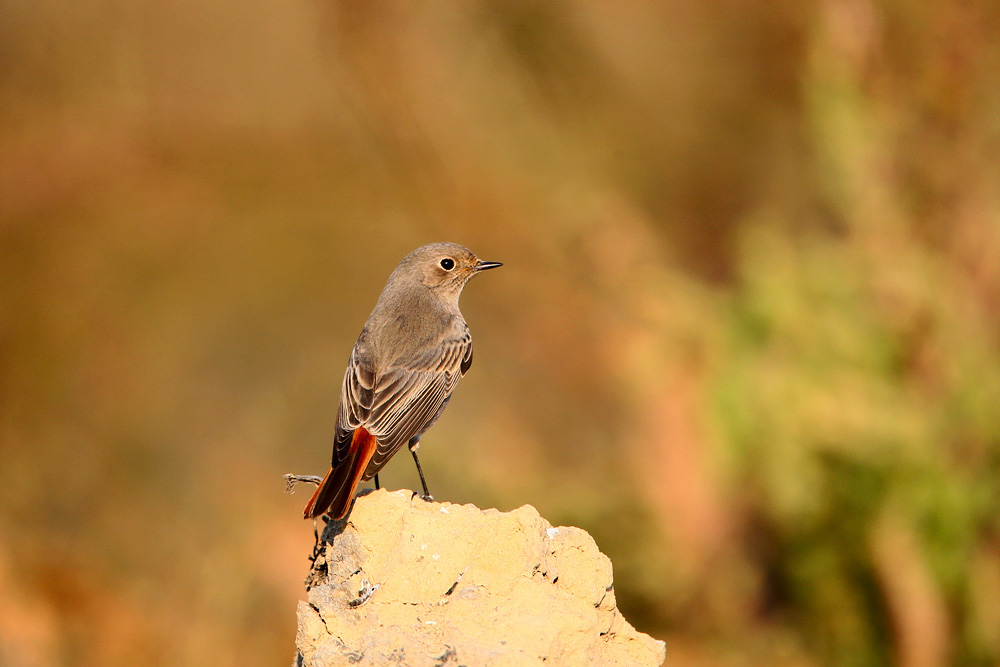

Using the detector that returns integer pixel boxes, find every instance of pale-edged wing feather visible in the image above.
[330,343,376,467]
[331,330,473,479]
[363,369,451,470]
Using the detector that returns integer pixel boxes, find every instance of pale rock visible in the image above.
[295,489,665,667]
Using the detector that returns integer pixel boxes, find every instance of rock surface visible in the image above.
[295,489,665,667]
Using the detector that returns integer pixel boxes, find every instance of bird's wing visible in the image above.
[332,330,473,475]
[329,342,375,469]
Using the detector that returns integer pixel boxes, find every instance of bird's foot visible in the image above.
[411,490,435,503]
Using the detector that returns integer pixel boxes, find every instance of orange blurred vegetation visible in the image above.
[2,2,1000,666]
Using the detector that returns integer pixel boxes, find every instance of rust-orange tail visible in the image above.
[303,427,378,520]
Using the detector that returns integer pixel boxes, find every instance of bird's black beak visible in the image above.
[474,260,503,271]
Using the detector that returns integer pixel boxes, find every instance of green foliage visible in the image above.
[714,218,1000,665]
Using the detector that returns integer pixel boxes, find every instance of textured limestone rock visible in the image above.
[295,489,665,667]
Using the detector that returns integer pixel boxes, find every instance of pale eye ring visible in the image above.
[440,258,455,270]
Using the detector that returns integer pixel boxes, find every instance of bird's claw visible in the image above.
[411,490,435,503]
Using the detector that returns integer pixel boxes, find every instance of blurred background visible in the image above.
[2,1,1000,666]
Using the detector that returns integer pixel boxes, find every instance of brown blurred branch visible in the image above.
[871,508,952,667]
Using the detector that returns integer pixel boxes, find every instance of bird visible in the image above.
[303,242,501,520]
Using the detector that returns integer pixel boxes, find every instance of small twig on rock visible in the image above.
[439,566,469,605]
[284,473,323,494]
[348,579,379,608]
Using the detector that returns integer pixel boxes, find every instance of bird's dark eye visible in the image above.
[440,258,455,270]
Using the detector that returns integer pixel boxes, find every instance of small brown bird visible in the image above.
[303,242,501,520]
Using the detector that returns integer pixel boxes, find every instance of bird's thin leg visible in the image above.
[408,437,433,501]
[374,474,380,490]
